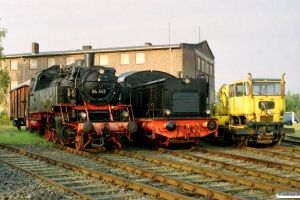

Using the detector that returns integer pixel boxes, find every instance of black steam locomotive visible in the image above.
[26,53,137,150]
[119,70,218,147]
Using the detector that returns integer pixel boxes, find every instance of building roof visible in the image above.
[4,44,182,58]
[4,41,209,58]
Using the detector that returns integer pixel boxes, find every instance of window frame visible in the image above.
[100,55,109,66]
[10,80,18,90]
[120,54,130,65]
[47,58,55,68]
[235,82,243,97]
[11,60,18,70]
[135,53,145,64]
[66,57,74,65]
[30,59,37,70]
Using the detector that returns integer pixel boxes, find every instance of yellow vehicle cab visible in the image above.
[214,73,294,146]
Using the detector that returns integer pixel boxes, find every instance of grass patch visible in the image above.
[0,125,53,146]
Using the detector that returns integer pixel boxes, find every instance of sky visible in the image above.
[1,0,300,94]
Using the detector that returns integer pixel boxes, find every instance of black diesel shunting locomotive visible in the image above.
[26,53,137,150]
[119,70,218,147]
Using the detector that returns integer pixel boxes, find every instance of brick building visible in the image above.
[2,41,215,116]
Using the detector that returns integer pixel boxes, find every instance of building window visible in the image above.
[30,59,37,69]
[66,57,74,65]
[197,57,200,70]
[201,59,204,72]
[11,81,18,90]
[136,53,145,64]
[120,54,129,65]
[100,55,108,66]
[206,62,209,74]
[48,58,55,68]
[11,60,18,70]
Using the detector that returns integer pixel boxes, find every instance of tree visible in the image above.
[0,21,10,109]
[285,90,300,117]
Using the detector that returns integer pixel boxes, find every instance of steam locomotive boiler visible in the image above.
[26,53,137,150]
[119,70,218,147]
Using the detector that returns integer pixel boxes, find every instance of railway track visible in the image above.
[61,146,296,199]
[283,135,300,145]
[0,144,187,200]
[156,147,300,188]
[56,145,244,200]
[1,142,300,199]
[0,143,284,200]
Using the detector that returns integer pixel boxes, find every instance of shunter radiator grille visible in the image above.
[260,115,273,122]
[173,93,199,113]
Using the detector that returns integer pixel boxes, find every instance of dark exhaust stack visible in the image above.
[84,53,95,67]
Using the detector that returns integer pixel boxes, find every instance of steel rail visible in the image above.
[242,146,300,163]
[0,144,192,200]
[156,148,300,188]
[111,149,295,194]
[285,135,300,141]
[190,147,300,173]
[271,145,300,154]
[283,136,300,145]
[55,144,244,200]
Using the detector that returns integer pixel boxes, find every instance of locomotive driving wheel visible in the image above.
[52,133,59,144]
[59,138,68,145]
[45,129,52,141]
[75,134,84,150]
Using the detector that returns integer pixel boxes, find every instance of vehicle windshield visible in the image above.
[252,81,282,96]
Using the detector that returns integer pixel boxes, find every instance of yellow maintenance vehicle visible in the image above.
[213,73,294,146]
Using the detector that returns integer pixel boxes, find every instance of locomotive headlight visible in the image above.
[79,111,87,119]
[98,69,105,74]
[205,110,211,115]
[182,77,190,85]
[164,109,171,115]
[121,110,129,118]
[267,110,272,115]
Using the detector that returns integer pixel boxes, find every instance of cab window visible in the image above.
[244,82,249,96]
[229,84,235,97]
[236,83,243,97]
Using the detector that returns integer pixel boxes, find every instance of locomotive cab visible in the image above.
[120,70,218,147]
[214,73,295,146]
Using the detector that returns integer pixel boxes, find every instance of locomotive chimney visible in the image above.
[84,53,95,67]
[32,42,39,54]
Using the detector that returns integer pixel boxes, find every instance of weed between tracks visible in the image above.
[0,125,52,146]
